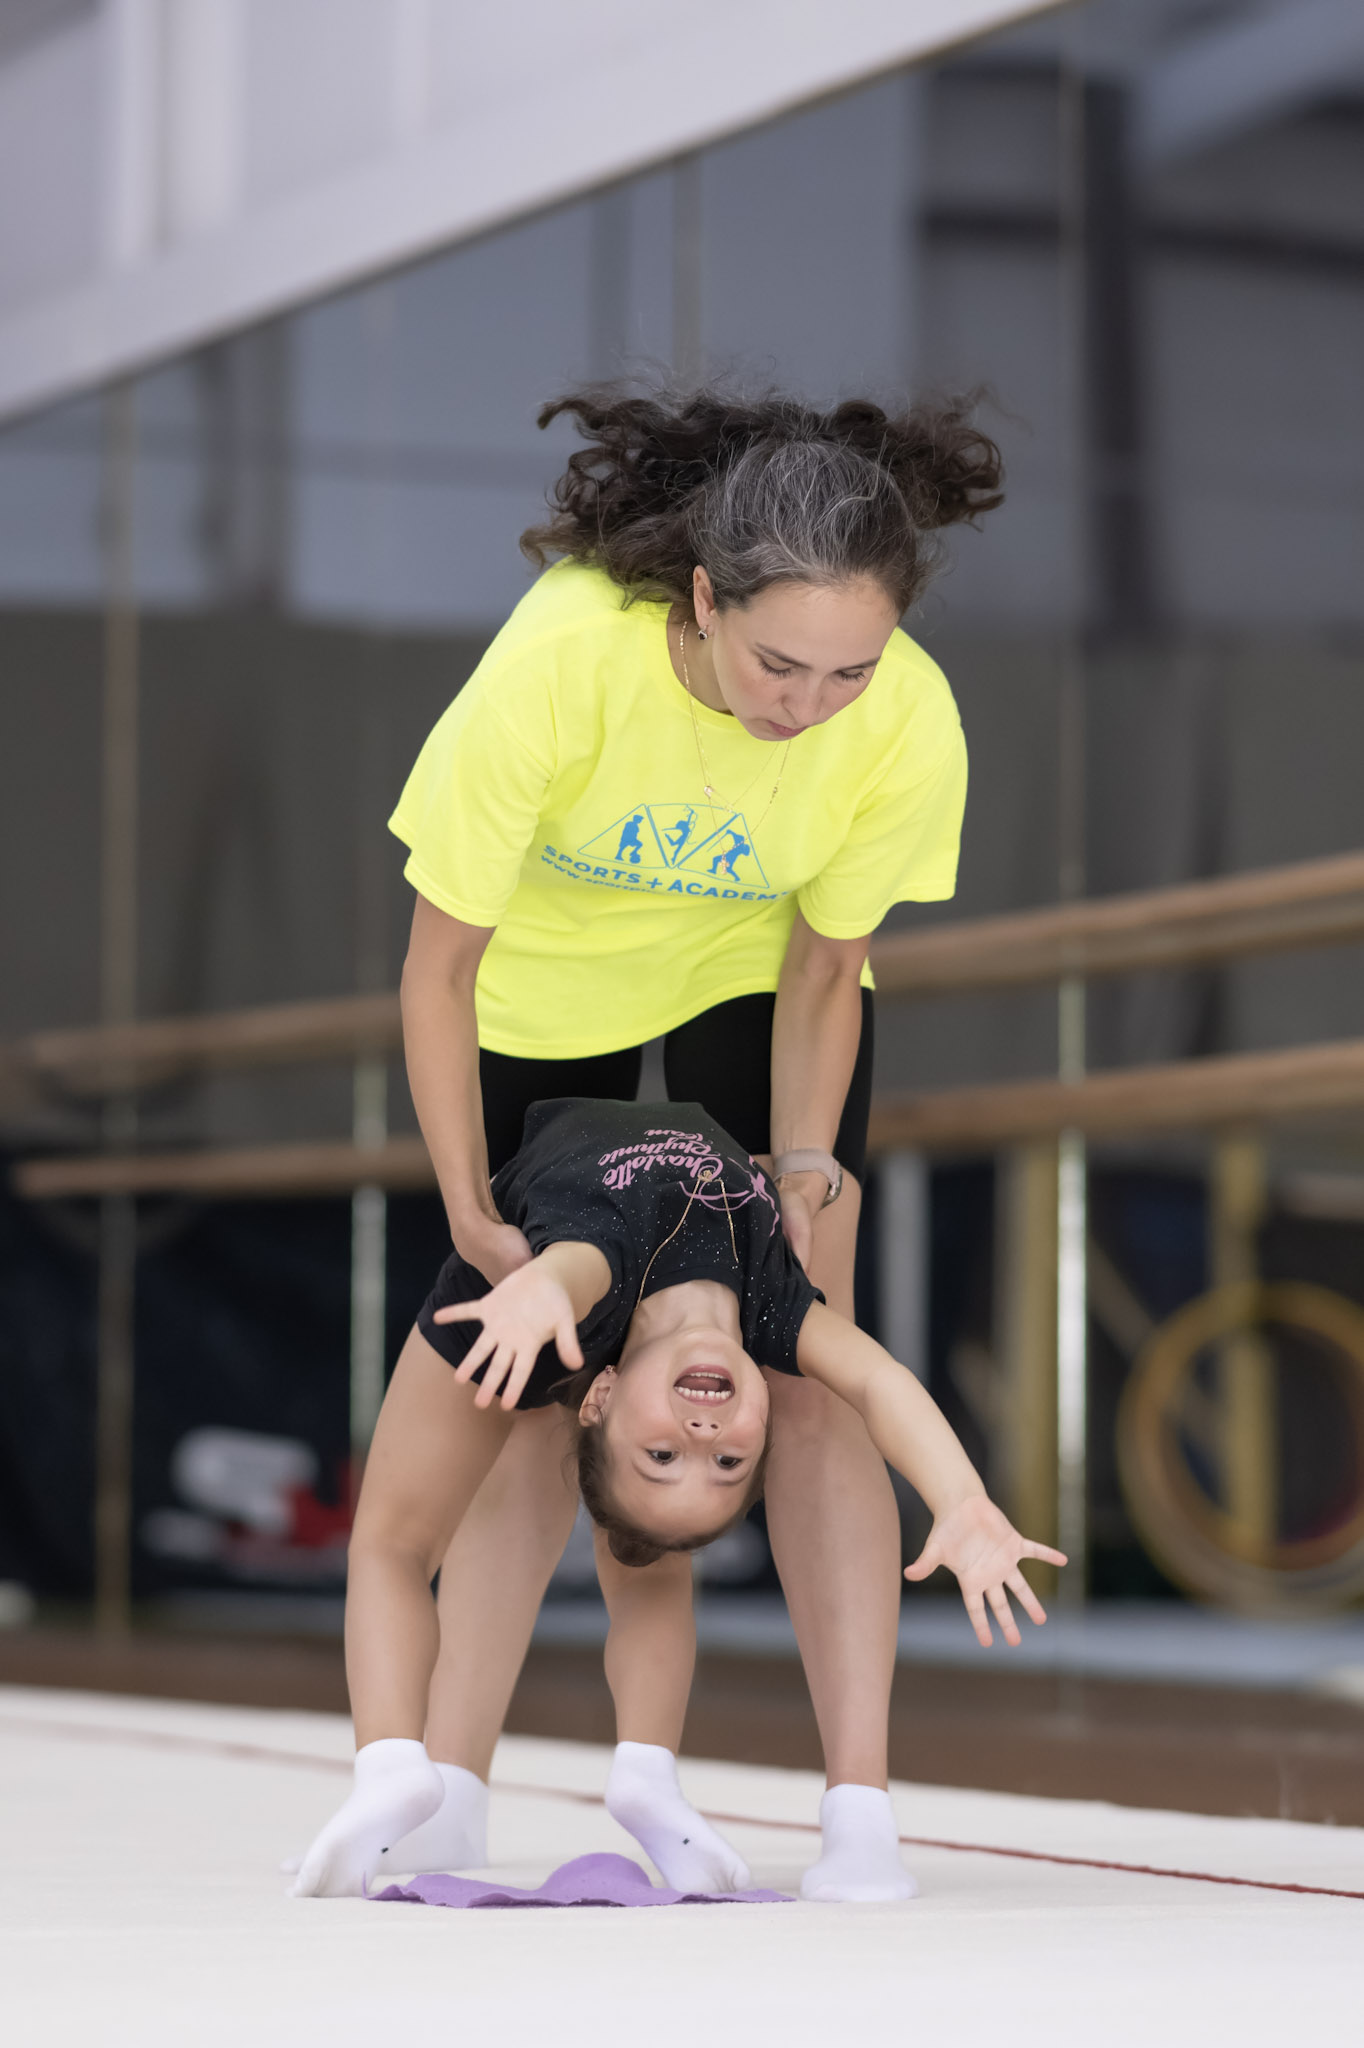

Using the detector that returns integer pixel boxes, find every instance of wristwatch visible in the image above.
[772,1148,844,1210]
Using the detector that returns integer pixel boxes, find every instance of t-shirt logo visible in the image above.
[597,1130,780,1229]
[579,802,770,889]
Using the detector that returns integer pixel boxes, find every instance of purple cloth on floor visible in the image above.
[372,1851,792,1909]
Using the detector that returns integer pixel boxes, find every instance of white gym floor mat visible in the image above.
[2,1684,1361,2047]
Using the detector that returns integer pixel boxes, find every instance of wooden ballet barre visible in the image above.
[10,991,402,1097]
[13,1136,436,1202]
[5,851,1364,1103]
[869,849,1364,995]
[867,1036,1364,1152]
[16,1036,1364,1199]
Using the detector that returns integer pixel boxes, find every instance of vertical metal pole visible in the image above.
[95,381,140,1636]
[350,1065,388,1481]
[349,284,394,1494]
[878,1149,930,1384]
[1055,1106,1088,1593]
[1210,1133,1275,1555]
[1055,45,1090,1607]
[995,1143,1061,1596]
[672,154,703,384]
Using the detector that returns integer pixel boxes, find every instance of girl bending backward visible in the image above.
[292,1100,1064,1899]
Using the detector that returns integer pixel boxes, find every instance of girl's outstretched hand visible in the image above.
[431,1261,582,1412]
[904,1496,1067,1648]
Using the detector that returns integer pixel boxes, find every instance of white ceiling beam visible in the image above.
[390,0,435,144]
[1136,0,1364,168]
[162,0,245,242]
[100,0,161,269]
[0,0,1061,423]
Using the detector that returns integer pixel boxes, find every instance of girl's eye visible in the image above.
[838,670,868,685]
[647,1449,675,1464]
[758,659,793,678]
[715,1454,743,1470]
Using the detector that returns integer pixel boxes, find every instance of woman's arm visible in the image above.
[795,1302,1066,1644]
[769,911,869,1266]
[401,893,530,1282]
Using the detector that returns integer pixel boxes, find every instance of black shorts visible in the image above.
[479,988,874,1183]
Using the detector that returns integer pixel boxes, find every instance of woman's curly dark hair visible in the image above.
[521,383,1003,615]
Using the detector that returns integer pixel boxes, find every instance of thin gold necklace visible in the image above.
[679,620,792,833]
[635,1164,741,1307]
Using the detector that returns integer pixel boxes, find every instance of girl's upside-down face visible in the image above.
[577,1325,771,1546]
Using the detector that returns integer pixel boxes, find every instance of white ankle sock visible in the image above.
[799,1783,917,1904]
[290,1738,443,1898]
[373,1762,489,1876]
[605,1742,751,1894]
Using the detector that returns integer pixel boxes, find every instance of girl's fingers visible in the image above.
[986,1581,1021,1648]
[452,1329,497,1382]
[1024,1543,1069,1568]
[473,1343,514,1407]
[1006,1568,1048,1628]
[555,1316,583,1370]
[903,1540,941,1583]
[432,1302,489,1325]
[963,1588,993,1648]
[501,1351,537,1410]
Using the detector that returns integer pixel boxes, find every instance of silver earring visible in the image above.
[697,628,707,640]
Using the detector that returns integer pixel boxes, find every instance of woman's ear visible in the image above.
[691,564,718,634]
[578,1366,615,1428]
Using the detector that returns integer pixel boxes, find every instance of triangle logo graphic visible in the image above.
[577,803,768,887]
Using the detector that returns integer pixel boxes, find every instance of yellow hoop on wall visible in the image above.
[1117,1280,1364,1613]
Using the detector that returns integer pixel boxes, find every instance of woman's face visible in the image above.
[693,571,901,742]
[578,1327,771,1546]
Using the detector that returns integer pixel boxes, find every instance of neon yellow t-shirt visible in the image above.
[389,561,966,1058]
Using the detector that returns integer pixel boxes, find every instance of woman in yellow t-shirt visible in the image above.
[388,386,1002,1899]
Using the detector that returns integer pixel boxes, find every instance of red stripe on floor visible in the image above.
[5,1712,1362,1902]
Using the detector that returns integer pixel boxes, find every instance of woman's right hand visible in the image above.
[452,1212,534,1286]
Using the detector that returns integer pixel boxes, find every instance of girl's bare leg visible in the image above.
[424,1403,580,1778]
[358,1406,579,1877]
[406,1410,722,1886]
[291,1327,513,1895]
[596,1537,696,1751]
[421,1420,707,1775]
[345,1328,514,1743]
[595,1533,750,1891]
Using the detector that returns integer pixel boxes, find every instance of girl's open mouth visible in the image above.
[673,1367,735,1404]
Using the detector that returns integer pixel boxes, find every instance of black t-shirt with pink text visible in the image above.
[418,1098,820,1408]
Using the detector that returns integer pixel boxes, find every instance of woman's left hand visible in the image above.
[776,1172,823,1270]
[903,1495,1068,1648]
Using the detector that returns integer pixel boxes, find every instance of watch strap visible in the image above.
[772,1148,843,1209]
